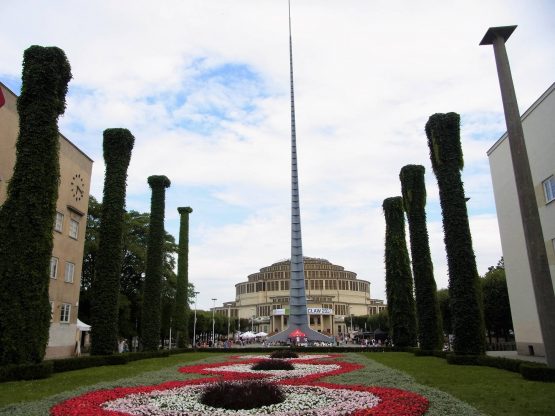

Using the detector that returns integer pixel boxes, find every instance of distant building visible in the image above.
[0,82,93,359]
[214,257,386,337]
[487,82,555,357]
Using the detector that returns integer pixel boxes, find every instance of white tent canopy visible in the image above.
[240,331,256,339]
[77,319,91,331]
[255,331,268,337]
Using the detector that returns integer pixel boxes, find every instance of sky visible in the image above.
[1,0,554,311]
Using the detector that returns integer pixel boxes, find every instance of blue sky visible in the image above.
[2,0,555,310]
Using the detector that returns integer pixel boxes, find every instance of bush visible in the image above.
[124,350,169,362]
[251,359,294,371]
[414,349,447,359]
[200,380,285,410]
[0,361,53,382]
[446,354,481,366]
[476,355,523,373]
[270,350,299,359]
[520,363,555,382]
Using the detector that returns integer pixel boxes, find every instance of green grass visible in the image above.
[366,352,555,416]
[0,352,216,407]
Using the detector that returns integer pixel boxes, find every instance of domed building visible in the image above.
[214,257,386,338]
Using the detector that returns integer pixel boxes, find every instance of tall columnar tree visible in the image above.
[0,46,71,365]
[173,207,193,348]
[90,129,134,355]
[425,112,485,355]
[142,175,171,351]
[383,196,417,347]
[400,165,443,351]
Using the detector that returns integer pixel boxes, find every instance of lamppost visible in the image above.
[192,291,199,348]
[349,306,354,334]
[251,308,255,333]
[211,298,217,347]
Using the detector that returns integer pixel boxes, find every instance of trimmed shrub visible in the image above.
[400,165,443,351]
[251,359,294,371]
[0,46,71,365]
[173,207,193,348]
[446,354,481,366]
[142,175,171,351]
[476,355,523,373]
[414,349,447,359]
[0,361,53,382]
[270,350,299,359]
[425,113,485,355]
[383,197,417,347]
[200,380,285,410]
[90,129,135,355]
[520,363,555,382]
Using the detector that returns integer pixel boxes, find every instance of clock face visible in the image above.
[71,173,85,202]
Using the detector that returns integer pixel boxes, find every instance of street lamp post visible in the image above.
[349,306,354,334]
[227,306,231,340]
[211,298,217,347]
[251,308,255,333]
[192,292,199,348]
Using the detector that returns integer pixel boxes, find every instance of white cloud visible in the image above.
[2,0,554,309]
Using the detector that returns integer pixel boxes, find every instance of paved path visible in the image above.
[486,350,546,364]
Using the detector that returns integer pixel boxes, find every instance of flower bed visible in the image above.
[50,354,429,416]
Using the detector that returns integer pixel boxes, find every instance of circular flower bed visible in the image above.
[50,356,429,416]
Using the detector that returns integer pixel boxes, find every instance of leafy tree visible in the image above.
[0,46,71,365]
[425,112,485,355]
[173,207,193,347]
[400,164,443,350]
[383,196,417,347]
[90,129,134,355]
[482,258,513,343]
[142,175,171,351]
[79,197,181,342]
[367,311,390,333]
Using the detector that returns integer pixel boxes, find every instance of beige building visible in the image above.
[0,82,93,359]
[214,257,386,337]
[487,82,555,357]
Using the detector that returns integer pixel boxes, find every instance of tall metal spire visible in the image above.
[267,0,333,344]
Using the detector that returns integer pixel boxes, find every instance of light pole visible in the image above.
[349,306,354,334]
[192,291,199,348]
[211,298,217,347]
[251,308,255,333]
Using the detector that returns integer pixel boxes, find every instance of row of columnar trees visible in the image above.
[384,112,485,356]
[0,45,193,363]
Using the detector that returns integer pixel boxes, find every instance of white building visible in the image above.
[487,82,555,357]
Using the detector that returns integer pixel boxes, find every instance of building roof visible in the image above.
[487,82,555,156]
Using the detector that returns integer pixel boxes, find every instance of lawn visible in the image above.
[366,352,555,416]
[0,351,553,415]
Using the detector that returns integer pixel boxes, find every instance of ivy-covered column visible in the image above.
[0,46,71,365]
[383,196,417,347]
[90,129,135,355]
[400,165,443,351]
[425,112,485,355]
[142,175,171,351]
[173,207,193,348]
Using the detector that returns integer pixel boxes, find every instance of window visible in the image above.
[54,212,64,232]
[64,262,75,283]
[69,219,79,239]
[50,257,58,279]
[60,303,71,323]
[543,176,555,203]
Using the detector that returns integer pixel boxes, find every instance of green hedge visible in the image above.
[49,350,170,373]
[0,361,53,382]
[520,363,555,382]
